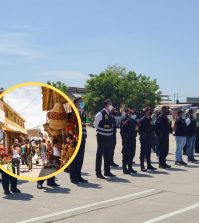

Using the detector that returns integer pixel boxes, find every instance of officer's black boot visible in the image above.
[128,164,137,174]
[123,162,130,174]
[140,158,147,172]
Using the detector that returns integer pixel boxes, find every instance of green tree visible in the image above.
[47,81,68,94]
[84,66,126,114]
[84,65,161,114]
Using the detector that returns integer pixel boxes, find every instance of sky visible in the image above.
[4,86,47,129]
[0,0,199,102]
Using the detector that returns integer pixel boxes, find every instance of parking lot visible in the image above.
[1,127,199,223]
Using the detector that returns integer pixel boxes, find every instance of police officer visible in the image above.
[110,109,119,167]
[94,99,116,179]
[120,108,138,174]
[139,107,157,172]
[1,169,21,195]
[70,97,88,184]
[1,139,21,194]
[155,106,173,169]
[195,110,199,154]
[186,109,197,162]
[37,139,60,189]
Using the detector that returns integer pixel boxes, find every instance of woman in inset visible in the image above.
[40,139,47,166]
[26,140,33,171]
[11,139,22,175]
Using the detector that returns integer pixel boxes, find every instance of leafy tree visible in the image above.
[84,66,125,114]
[84,65,161,114]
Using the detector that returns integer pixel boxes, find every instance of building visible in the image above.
[67,87,86,99]
[27,128,43,141]
[0,97,27,148]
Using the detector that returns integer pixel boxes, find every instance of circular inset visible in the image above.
[0,82,82,181]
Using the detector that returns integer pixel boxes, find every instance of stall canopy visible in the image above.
[42,87,67,111]
[42,87,73,115]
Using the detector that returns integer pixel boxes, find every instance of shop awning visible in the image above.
[2,124,27,135]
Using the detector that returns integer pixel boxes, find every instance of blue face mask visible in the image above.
[79,102,85,109]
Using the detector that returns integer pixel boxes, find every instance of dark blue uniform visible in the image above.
[110,114,117,165]
[139,116,154,170]
[120,116,137,173]
[155,114,173,167]
[70,110,87,182]
[1,169,18,194]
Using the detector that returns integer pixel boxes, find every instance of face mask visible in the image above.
[107,105,113,111]
[181,114,185,119]
[121,112,126,118]
[131,114,137,120]
[79,102,85,109]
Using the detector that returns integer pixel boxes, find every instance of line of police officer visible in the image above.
[93,100,175,177]
[2,98,199,194]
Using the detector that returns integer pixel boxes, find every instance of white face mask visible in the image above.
[181,114,186,119]
[131,114,137,120]
[107,105,113,111]
[121,112,126,118]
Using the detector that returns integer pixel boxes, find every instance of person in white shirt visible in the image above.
[94,99,116,179]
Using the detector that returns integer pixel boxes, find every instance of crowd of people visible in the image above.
[93,100,199,178]
[4,138,60,176]
[1,97,199,195]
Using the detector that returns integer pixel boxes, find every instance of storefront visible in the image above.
[41,86,79,170]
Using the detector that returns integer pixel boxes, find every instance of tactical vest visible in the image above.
[97,110,113,137]
[80,111,87,138]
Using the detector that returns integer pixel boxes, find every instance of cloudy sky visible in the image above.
[4,86,47,130]
[0,0,199,102]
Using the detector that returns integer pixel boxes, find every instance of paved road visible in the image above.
[2,158,48,178]
[1,127,199,223]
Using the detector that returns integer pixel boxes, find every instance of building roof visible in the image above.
[156,103,192,110]
[3,100,26,122]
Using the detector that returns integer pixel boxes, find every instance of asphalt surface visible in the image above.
[1,127,199,223]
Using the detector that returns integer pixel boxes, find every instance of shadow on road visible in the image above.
[77,182,102,189]
[186,164,199,168]
[43,187,71,194]
[148,170,169,175]
[111,166,123,171]
[3,193,34,201]
[132,173,153,178]
[106,176,131,183]
[17,180,28,185]
[167,167,188,172]
[81,172,91,176]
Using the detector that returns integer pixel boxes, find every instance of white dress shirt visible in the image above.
[93,108,109,129]
[186,117,191,126]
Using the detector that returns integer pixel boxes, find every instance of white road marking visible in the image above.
[16,189,155,223]
[143,203,199,223]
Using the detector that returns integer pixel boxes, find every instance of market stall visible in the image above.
[41,86,79,174]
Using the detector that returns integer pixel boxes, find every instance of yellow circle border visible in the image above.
[0,82,82,182]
